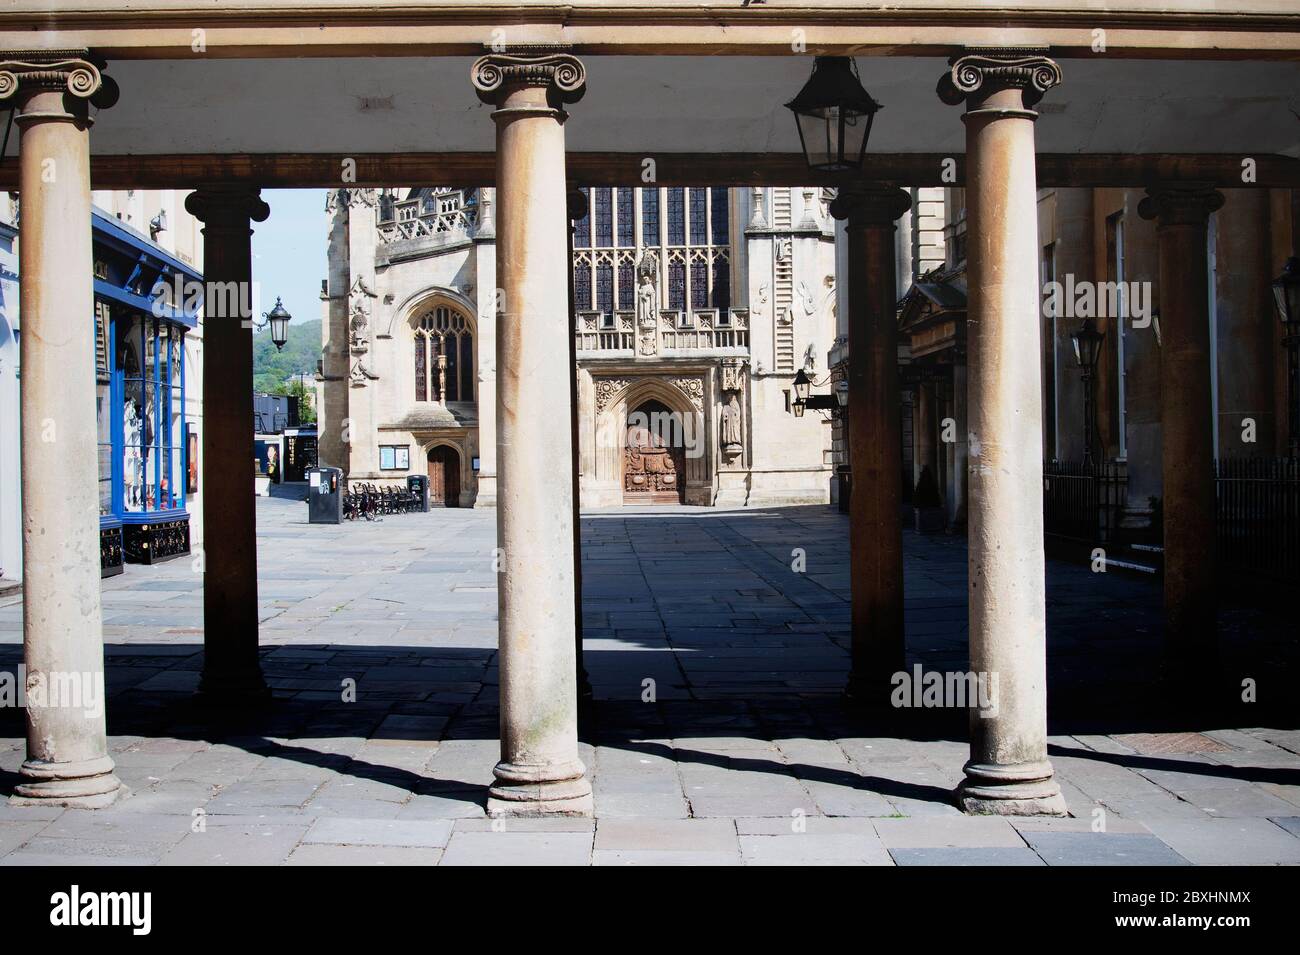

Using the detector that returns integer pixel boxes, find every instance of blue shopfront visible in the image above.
[92,210,199,576]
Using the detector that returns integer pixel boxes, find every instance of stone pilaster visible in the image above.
[2,51,123,806]
[1138,183,1224,655]
[472,50,592,815]
[185,185,271,701]
[830,184,911,703]
[939,49,1067,816]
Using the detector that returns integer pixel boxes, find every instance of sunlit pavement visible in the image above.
[1,493,1298,865]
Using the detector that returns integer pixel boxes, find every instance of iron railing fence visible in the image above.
[1042,459,1128,543]
[1215,456,1300,586]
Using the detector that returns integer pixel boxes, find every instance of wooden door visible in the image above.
[427,445,460,507]
[623,400,685,505]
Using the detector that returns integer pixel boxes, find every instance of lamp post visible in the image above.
[1070,317,1105,468]
[790,368,838,417]
[259,296,292,351]
[784,56,882,173]
[1273,256,1300,458]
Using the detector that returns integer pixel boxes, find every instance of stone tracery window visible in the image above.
[571,186,732,319]
[413,305,474,403]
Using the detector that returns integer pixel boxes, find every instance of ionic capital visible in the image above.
[1137,183,1225,227]
[829,184,911,228]
[471,50,586,108]
[937,48,1062,109]
[0,49,117,118]
[185,185,271,231]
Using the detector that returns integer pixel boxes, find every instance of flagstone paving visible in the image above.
[0,493,1297,865]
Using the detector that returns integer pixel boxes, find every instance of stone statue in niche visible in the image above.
[636,253,659,356]
[721,392,743,460]
[348,302,370,352]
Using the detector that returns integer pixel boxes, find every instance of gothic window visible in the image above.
[617,261,635,311]
[711,187,729,245]
[617,189,634,247]
[414,306,474,403]
[641,190,659,246]
[596,262,614,317]
[712,257,732,313]
[667,188,686,245]
[595,188,613,248]
[574,257,593,311]
[414,331,427,402]
[668,260,687,311]
[689,188,708,245]
[574,187,591,247]
[690,257,709,310]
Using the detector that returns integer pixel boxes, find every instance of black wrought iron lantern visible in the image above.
[1071,318,1105,467]
[792,368,812,403]
[784,57,882,172]
[1274,257,1300,334]
[834,378,849,408]
[1274,257,1300,457]
[1070,318,1104,371]
[262,297,292,351]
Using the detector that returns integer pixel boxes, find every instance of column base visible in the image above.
[487,759,593,817]
[12,755,126,809]
[197,667,271,703]
[956,760,1068,817]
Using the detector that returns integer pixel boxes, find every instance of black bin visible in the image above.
[406,474,430,512]
[307,467,343,524]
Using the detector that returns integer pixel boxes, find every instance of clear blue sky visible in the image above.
[250,188,329,343]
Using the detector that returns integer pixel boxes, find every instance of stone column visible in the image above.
[1138,184,1223,654]
[3,53,123,806]
[938,50,1067,815]
[185,186,271,700]
[472,52,592,815]
[830,185,911,702]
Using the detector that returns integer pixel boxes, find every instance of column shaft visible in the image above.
[1139,184,1223,653]
[940,51,1066,815]
[832,186,911,702]
[473,53,592,815]
[6,57,123,807]
[186,186,271,699]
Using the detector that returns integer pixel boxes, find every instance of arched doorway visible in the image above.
[427,445,461,507]
[623,399,686,505]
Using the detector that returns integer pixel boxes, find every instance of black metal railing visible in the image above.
[1042,459,1128,543]
[1215,457,1300,586]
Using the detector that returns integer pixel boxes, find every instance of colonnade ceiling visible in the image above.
[21,55,1295,158]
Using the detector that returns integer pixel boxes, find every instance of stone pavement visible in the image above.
[1,493,1298,865]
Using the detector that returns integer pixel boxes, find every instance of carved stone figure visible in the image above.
[721,392,743,449]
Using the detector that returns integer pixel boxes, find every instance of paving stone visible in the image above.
[1269,816,1300,837]
[1,502,1291,865]
[439,831,593,866]
[303,817,453,848]
[739,833,892,865]
[1142,818,1300,865]
[594,849,741,866]
[890,847,1045,866]
[594,818,737,853]
[286,844,441,865]
[1177,786,1300,818]
[0,820,49,855]
[873,816,1025,849]
[1019,831,1191,866]
[159,823,309,866]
